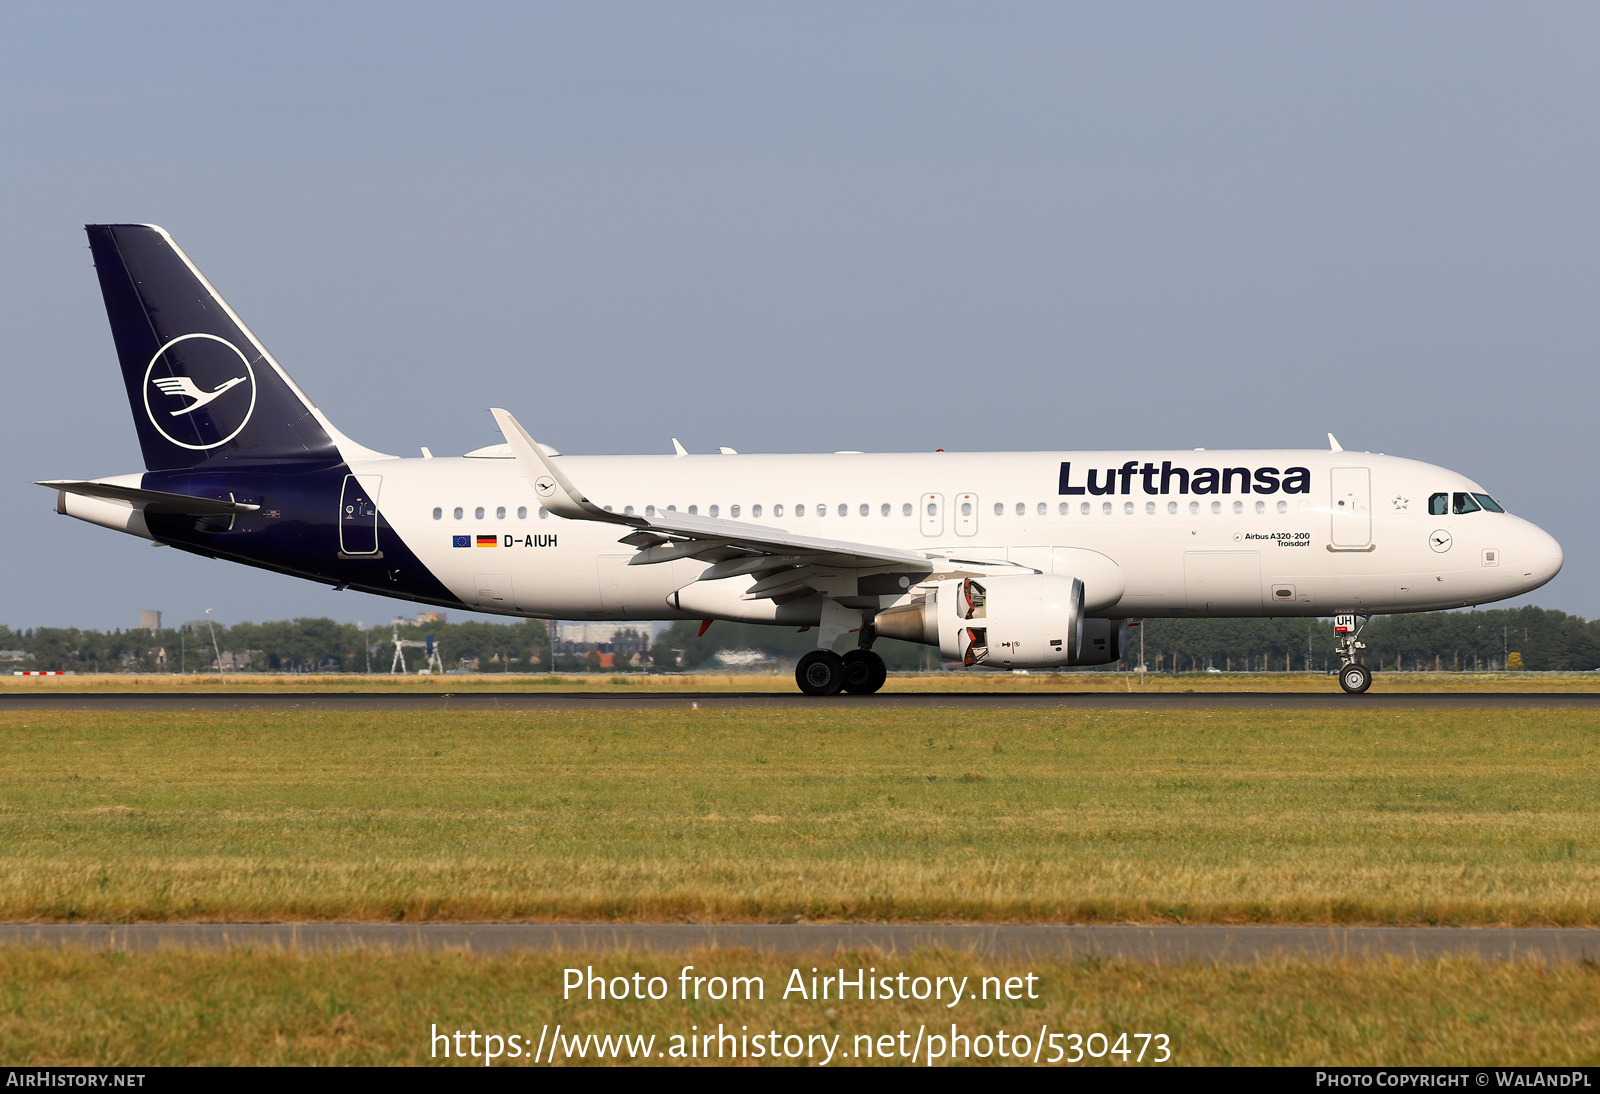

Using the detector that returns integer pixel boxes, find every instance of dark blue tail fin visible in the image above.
[87,224,345,471]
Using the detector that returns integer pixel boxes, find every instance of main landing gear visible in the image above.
[794,626,887,696]
[1334,614,1372,695]
[842,648,888,694]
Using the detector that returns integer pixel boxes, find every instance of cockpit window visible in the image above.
[1452,492,1481,515]
[1472,493,1505,513]
[1428,493,1448,516]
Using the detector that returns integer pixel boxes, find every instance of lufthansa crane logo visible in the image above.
[142,333,258,451]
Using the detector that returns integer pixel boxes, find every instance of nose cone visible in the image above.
[1513,520,1563,592]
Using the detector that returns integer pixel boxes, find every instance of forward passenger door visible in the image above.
[1330,467,1372,549]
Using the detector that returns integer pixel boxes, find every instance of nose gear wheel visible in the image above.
[1339,663,1372,694]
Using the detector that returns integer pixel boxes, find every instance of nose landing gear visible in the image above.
[1334,614,1372,694]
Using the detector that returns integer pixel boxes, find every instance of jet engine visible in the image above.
[875,573,1100,668]
[1076,617,1127,666]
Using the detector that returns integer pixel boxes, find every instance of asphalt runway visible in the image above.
[2,690,1599,711]
[4,924,1598,962]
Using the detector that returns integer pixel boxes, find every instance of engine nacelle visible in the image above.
[876,573,1086,668]
[1075,618,1127,666]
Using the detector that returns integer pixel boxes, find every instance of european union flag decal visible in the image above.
[452,535,470,548]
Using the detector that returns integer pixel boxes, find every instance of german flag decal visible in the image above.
[476,534,497,547]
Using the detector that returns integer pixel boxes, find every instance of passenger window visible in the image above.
[1189,501,1199,515]
[475,506,485,520]
[1123,501,1133,515]
[1080,502,1090,515]
[796,504,806,516]
[1037,502,1046,516]
[860,504,869,517]
[1232,500,1243,515]
[816,504,826,517]
[1453,492,1481,515]
[730,504,739,518]
[961,502,972,517]
[708,505,718,517]
[688,505,699,515]
[1211,501,1222,515]
[1276,500,1286,515]
[1015,502,1025,516]
[432,507,441,520]
[453,507,463,520]
[751,504,761,518]
[539,508,548,519]
[903,503,913,517]
[1254,500,1265,515]
[1473,493,1505,513]
[518,506,527,519]
[993,502,1003,516]
[1145,501,1155,515]
[667,505,677,511]
[881,503,891,517]
[496,506,506,520]
[839,504,848,517]
[645,505,656,516]
[622,506,632,516]
[1429,493,1448,516]
[774,504,783,517]
[1102,501,1112,515]
[1059,502,1069,515]
[1168,501,1177,515]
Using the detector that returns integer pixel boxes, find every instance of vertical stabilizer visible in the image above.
[86,224,380,470]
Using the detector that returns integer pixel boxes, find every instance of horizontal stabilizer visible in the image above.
[37,480,260,516]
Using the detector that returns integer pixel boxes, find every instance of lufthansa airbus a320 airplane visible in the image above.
[43,224,1564,695]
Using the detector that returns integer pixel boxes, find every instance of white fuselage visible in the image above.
[360,448,1563,622]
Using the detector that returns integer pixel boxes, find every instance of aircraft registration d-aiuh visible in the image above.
[44,225,1564,695]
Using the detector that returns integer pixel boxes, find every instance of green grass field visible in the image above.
[1,704,1595,924]
[2,947,1596,1066]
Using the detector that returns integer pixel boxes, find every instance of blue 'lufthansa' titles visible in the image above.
[1058,461,1311,496]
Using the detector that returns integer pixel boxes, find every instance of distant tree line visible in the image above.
[1,605,1595,674]
[0,618,551,674]
[1122,606,1600,673]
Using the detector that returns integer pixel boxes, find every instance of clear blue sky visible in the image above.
[3,2,1597,629]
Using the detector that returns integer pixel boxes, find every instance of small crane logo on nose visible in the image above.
[1429,530,1453,553]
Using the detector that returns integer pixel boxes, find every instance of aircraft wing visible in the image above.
[37,480,261,516]
[490,409,934,599]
